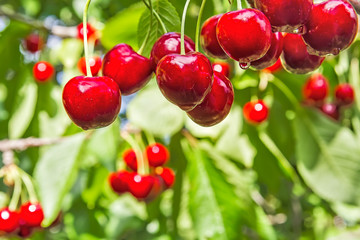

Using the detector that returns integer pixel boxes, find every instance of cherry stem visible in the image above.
[121,131,146,175]
[181,0,191,55]
[142,0,167,34]
[144,130,156,145]
[135,133,150,174]
[9,168,21,211]
[195,0,207,52]
[138,0,153,55]
[83,0,93,77]
[271,77,301,110]
[18,168,38,203]
[237,0,242,9]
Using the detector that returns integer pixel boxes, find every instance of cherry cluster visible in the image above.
[109,143,175,201]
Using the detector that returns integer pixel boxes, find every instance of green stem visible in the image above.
[237,0,242,9]
[181,0,191,55]
[195,0,207,52]
[121,132,146,175]
[83,0,93,77]
[9,171,21,211]
[19,168,38,203]
[138,0,153,55]
[142,0,167,34]
[271,77,301,110]
[144,130,156,145]
[135,133,149,174]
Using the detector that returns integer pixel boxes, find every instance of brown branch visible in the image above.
[0,137,65,152]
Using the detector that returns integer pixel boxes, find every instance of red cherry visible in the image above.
[319,103,340,120]
[262,58,282,73]
[303,73,329,104]
[216,9,272,64]
[251,32,283,70]
[146,143,170,167]
[123,149,137,172]
[144,176,164,202]
[77,23,97,40]
[243,100,269,124]
[18,226,33,238]
[302,0,358,56]
[281,34,325,74]
[212,61,231,78]
[200,14,228,59]
[187,71,234,127]
[128,174,154,199]
[33,61,54,82]
[254,0,312,33]
[77,56,102,76]
[150,32,195,68]
[62,76,121,130]
[156,167,175,188]
[19,202,44,227]
[0,208,19,233]
[108,171,132,194]
[335,83,355,106]
[156,52,213,111]
[103,44,153,95]
[24,33,44,53]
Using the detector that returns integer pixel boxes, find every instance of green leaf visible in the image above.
[127,83,185,137]
[137,0,181,56]
[34,133,86,226]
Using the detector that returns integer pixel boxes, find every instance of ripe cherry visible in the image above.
[108,171,132,194]
[281,34,325,74]
[146,143,170,167]
[33,61,54,82]
[212,61,231,78]
[251,32,283,70]
[62,76,121,130]
[123,149,137,172]
[243,100,269,124]
[335,83,355,106]
[128,174,154,199]
[200,14,228,59]
[262,58,282,73]
[156,167,175,189]
[19,202,44,227]
[303,73,329,104]
[150,32,195,68]
[0,208,19,233]
[319,103,340,120]
[187,71,234,127]
[156,52,213,111]
[77,56,102,76]
[18,226,33,238]
[77,23,97,40]
[254,0,312,33]
[145,176,164,202]
[24,33,44,53]
[103,44,153,95]
[302,0,358,56]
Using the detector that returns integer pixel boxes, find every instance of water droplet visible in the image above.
[239,62,250,70]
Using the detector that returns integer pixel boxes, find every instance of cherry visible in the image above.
[123,149,138,172]
[251,32,283,70]
[33,61,54,82]
[62,76,121,130]
[18,226,33,238]
[156,52,213,111]
[150,32,195,68]
[212,61,231,78]
[146,143,170,167]
[187,71,234,127]
[335,83,355,106]
[254,0,312,33]
[145,176,164,202]
[303,73,329,104]
[281,34,325,74]
[103,44,153,95]
[200,14,228,59]
[0,208,19,233]
[156,167,175,188]
[243,100,269,124]
[108,171,132,194]
[77,23,97,40]
[19,202,44,227]
[128,174,154,199]
[302,0,358,56]
[319,103,340,120]
[262,58,282,73]
[77,56,102,76]
[24,33,44,53]
[216,9,272,64]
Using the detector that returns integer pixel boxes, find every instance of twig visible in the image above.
[0,137,65,152]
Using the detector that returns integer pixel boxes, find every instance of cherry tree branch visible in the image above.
[0,137,65,152]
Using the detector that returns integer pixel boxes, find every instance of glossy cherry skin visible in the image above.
[156,167,175,189]
[262,58,282,73]
[303,73,329,103]
[103,44,153,95]
[319,103,340,120]
[146,143,170,167]
[200,14,228,59]
[77,23,97,40]
[335,83,355,106]
[187,72,234,127]
[62,76,121,130]
[123,149,137,172]
[251,32,283,70]
[108,171,132,194]
[19,202,44,227]
[128,174,154,199]
[150,32,195,68]
[33,61,54,82]
[0,208,19,233]
[24,33,44,53]
[212,62,231,78]
[243,100,269,124]
[217,9,272,64]
[281,34,325,74]
[254,0,313,33]
[77,56,102,76]
[156,52,213,111]
[303,0,358,56]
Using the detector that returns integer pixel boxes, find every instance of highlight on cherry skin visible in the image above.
[33,61,54,82]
